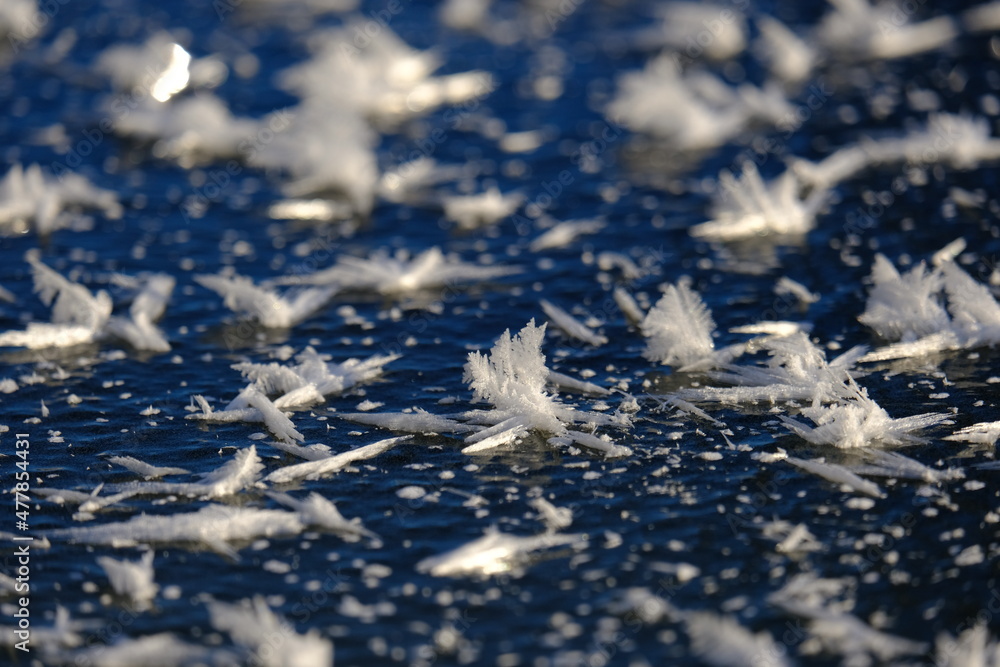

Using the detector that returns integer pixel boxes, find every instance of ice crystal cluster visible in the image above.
[6,0,1000,664]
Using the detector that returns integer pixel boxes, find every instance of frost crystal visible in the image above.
[441,187,522,230]
[857,253,1000,361]
[690,163,828,240]
[416,526,586,578]
[283,246,518,295]
[677,332,864,405]
[195,273,336,328]
[97,551,158,608]
[463,320,630,456]
[858,254,949,342]
[0,262,173,352]
[188,386,304,443]
[104,273,175,352]
[608,55,792,151]
[52,495,372,558]
[208,596,334,667]
[641,280,733,369]
[780,381,946,449]
[233,346,398,405]
[0,163,122,237]
[0,257,112,349]
[540,299,607,347]
[465,320,562,434]
[265,436,408,484]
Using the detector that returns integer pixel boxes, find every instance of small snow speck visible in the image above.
[955,545,984,567]
[356,400,383,412]
[699,452,723,461]
[846,497,876,510]
[263,560,292,574]
[396,486,426,500]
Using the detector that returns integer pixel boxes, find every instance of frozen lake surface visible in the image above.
[0,0,999,664]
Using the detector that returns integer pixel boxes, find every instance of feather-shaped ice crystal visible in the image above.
[690,163,828,240]
[641,280,741,370]
[0,163,122,236]
[196,273,336,328]
[104,273,175,352]
[233,346,398,406]
[780,381,946,449]
[677,332,864,405]
[51,494,372,558]
[463,320,631,456]
[282,246,518,295]
[858,254,949,343]
[0,257,112,349]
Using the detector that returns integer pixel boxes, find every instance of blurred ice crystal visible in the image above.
[208,596,334,667]
[114,95,268,167]
[608,55,793,151]
[0,163,122,236]
[690,163,828,240]
[195,272,336,328]
[755,16,816,85]
[0,0,42,53]
[280,22,493,125]
[636,3,748,61]
[416,526,586,578]
[0,257,112,349]
[95,33,227,100]
[686,612,791,667]
[97,551,158,609]
[441,188,523,230]
[282,246,519,295]
[251,105,378,214]
[816,0,957,61]
[796,114,1000,190]
[857,253,1000,362]
[232,0,357,16]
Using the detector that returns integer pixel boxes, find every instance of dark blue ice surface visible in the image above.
[1,0,999,665]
